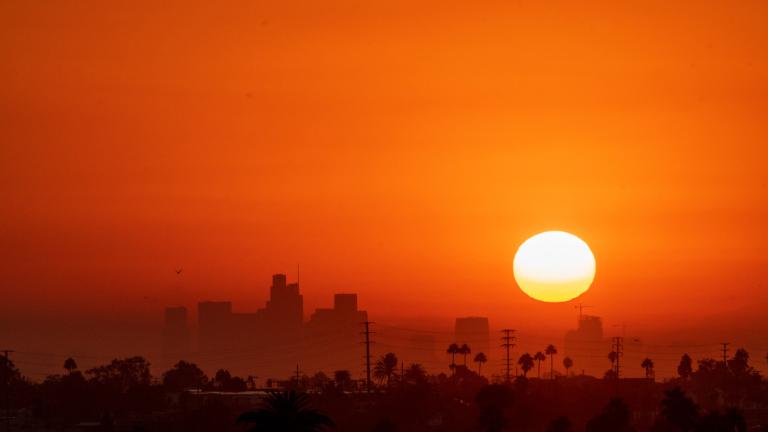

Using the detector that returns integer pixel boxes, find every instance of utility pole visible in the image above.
[721,342,730,365]
[361,321,375,392]
[1,350,13,432]
[611,337,624,378]
[501,329,516,383]
[295,364,301,388]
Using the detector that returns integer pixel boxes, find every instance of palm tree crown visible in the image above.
[545,344,558,379]
[447,343,459,369]
[518,353,534,377]
[373,352,398,386]
[563,356,574,376]
[641,357,655,379]
[237,390,334,432]
[474,352,488,376]
[63,357,78,374]
[459,344,471,365]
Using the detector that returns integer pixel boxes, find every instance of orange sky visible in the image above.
[1,1,768,361]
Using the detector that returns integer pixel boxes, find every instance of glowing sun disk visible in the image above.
[513,231,595,302]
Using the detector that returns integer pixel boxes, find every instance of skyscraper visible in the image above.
[564,314,608,376]
[198,301,233,354]
[305,293,367,374]
[263,274,303,331]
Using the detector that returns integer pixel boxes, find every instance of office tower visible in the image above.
[564,314,609,376]
[305,293,368,374]
[198,301,233,354]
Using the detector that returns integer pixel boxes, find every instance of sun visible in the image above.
[513,231,595,302]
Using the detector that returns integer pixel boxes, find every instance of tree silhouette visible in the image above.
[563,357,573,376]
[63,357,78,375]
[518,353,534,377]
[728,348,750,375]
[87,356,151,393]
[333,370,351,391]
[162,360,207,391]
[654,386,698,432]
[0,355,22,392]
[534,352,546,378]
[373,353,398,386]
[309,372,330,390]
[447,343,459,370]
[403,363,427,385]
[546,416,574,432]
[214,369,232,389]
[677,354,693,380]
[474,352,488,376]
[237,390,334,432]
[641,358,655,379]
[586,398,635,432]
[545,345,558,379]
[459,344,471,366]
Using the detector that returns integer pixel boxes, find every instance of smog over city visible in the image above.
[2,1,768,431]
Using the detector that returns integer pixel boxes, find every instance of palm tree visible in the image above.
[518,353,534,377]
[403,363,427,384]
[677,354,693,380]
[459,344,471,366]
[563,357,573,376]
[474,352,488,376]
[641,358,655,379]
[545,344,558,379]
[63,357,78,375]
[237,390,333,432]
[534,352,546,378]
[447,343,459,369]
[373,353,398,386]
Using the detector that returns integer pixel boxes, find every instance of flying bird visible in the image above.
[175,267,183,275]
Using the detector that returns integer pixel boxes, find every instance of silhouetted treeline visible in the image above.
[1,348,768,431]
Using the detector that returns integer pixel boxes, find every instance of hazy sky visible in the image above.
[2,1,767,366]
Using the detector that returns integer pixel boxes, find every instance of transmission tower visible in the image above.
[721,342,730,365]
[500,329,516,383]
[611,337,624,378]
[361,321,375,392]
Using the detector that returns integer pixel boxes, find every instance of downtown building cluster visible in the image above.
[161,274,368,378]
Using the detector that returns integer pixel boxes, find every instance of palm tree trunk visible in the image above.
[550,356,554,379]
